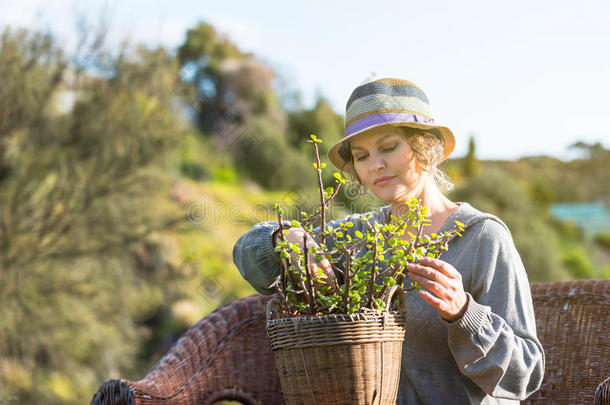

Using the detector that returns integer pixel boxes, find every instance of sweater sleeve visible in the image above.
[232,207,388,296]
[232,221,286,295]
[442,219,545,400]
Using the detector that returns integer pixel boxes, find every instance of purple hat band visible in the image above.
[345,112,436,137]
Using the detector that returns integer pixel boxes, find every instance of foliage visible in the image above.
[271,136,464,316]
[177,22,245,132]
[568,141,610,199]
[177,22,320,191]
[463,135,480,178]
[286,97,343,156]
[594,232,610,250]
[488,143,610,204]
[229,116,311,190]
[0,26,186,403]
[1,17,608,405]
[449,167,570,282]
[559,244,595,279]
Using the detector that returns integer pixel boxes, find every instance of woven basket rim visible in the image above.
[266,309,405,325]
[266,285,407,323]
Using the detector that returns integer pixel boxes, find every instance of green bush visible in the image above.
[594,232,610,250]
[561,246,595,279]
[450,167,568,282]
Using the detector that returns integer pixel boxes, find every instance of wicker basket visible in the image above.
[266,285,407,405]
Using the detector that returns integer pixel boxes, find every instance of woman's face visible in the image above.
[350,126,425,204]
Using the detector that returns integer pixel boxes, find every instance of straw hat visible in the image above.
[328,78,455,170]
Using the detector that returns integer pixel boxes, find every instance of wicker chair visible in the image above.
[523,279,609,405]
[91,279,610,405]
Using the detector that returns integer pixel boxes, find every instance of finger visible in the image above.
[407,262,450,285]
[308,262,338,289]
[418,289,445,311]
[409,272,447,298]
[418,257,459,278]
[308,259,333,278]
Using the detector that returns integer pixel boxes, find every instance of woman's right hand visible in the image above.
[274,227,338,291]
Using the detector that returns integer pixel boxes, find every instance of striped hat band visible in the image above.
[328,78,455,170]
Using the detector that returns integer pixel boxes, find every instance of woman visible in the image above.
[233,78,544,404]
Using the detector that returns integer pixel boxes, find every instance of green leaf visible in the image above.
[355,230,363,239]
[292,219,300,227]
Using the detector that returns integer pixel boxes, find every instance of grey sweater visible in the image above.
[232,202,544,404]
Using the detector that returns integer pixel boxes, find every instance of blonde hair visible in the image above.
[337,127,454,192]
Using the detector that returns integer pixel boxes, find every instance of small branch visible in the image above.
[409,220,425,256]
[283,254,306,311]
[343,249,352,312]
[301,182,342,228]
[303,234,316,314]
[330,263,344,276]
[276,205,287,295]
[313,142,326,246]
[367,231,379,309]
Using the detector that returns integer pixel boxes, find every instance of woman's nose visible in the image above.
[369,152,386,171]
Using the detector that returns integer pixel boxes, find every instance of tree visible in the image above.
[287,96,343,157]
[177,22,248,133]
[177,22,308,190]
[0,27,186,403]
[567,141,610,201]
[450,167,569,282]
[463,135,480,178]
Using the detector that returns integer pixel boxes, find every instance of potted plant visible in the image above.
[266,135,464,405]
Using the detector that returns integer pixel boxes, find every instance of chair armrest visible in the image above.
[90,294,283,405]
[596,376,610,405]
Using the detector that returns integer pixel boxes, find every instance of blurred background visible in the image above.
[1,1,609,403]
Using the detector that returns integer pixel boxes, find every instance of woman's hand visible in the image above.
[406,256,468,322]
[274,227,338,291]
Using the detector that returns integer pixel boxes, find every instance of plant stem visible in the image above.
[367,231,378,308]
[301,182,342,228]
[313,142,326,246]
[343,249,351,312]
[303,234,316,314]
[276,205,287,295]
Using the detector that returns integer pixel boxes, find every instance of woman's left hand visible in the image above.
[406,256,468,322]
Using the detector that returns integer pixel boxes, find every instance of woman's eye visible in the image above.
[382,144,397,152]
[356,154,368,162]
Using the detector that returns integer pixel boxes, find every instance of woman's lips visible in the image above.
[374,176,396,186]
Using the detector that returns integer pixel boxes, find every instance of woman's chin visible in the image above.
[374,190,402,204]
[367,184,412,204]
[379,189,416,205]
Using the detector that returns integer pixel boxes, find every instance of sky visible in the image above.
[2,0,609,160]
